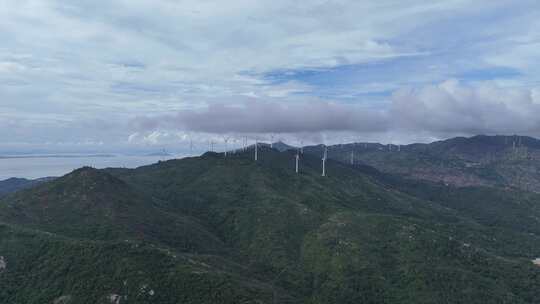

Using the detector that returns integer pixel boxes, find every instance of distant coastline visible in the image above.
[0,154,116,159]
[0,154,177,180]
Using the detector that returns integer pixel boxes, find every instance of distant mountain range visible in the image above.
[246,141,296,152]
[1,136,540,303]
[303,135,540,192]
[0,154,115,159]
[145,151,173,157]
[0,177,55,197]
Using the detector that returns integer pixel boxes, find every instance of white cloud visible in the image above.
[0,0,539,151]
[133,80,540,141]
[0,61,27,73]
[390,80,540,135]
[127,132,140,143]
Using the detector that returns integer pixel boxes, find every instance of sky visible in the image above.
[1,0,540,154]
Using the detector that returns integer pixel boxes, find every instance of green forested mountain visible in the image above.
[303,135,540,192]
[1,145,540,303]
[0,177,55,197]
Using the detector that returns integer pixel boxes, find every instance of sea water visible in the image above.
[0,154,180,180]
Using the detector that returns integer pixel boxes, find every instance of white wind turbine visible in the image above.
[295,149,300,174]
[322,145,328,177]
[232,137,238,154]
[254,139,258,161]
[223,135,230,157]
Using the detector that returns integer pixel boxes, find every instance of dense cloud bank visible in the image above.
[133,80,540,137]
[133,101,388,134]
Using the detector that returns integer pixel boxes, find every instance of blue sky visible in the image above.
[1,0,540,153]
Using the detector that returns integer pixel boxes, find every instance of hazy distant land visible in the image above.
[0,154,178,180]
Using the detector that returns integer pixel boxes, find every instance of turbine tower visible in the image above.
[350,149,354,165]
[232,137,238,154]
[255,140,258,161]
[223,136,230,157]
[322,145,327,177]
[295,150,300,174]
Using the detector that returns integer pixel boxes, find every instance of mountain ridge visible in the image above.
[1,138,540,303]
[0,176,55,197]
[303,134,540,192]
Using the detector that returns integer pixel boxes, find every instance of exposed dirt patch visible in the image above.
[53,295,72,304]
[0,256,6,272]
[108,294,121,304]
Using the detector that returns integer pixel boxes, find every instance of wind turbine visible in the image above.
[223,135,230,157]
[232,137,238,154]
[322,145,327,177]
[255,140,258,161]
[295,149,300,174]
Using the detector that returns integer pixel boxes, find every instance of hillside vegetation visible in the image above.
[1,144,540,303]
[304,135,540,192]
[0,177,54,197]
